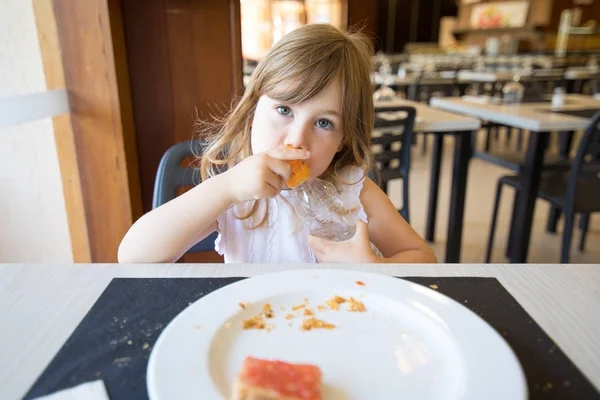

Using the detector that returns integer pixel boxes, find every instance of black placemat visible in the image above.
[25,277,599,400]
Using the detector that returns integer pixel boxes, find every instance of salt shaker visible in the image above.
[552,87,565,108]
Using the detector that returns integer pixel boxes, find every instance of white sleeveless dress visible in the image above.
[214,166,378,263]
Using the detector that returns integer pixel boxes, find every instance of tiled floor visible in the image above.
[386,132,600,264]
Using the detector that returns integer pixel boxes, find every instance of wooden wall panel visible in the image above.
[121,0,175,217]
[52,0,142,262]
[122,0,242,262]
[122,0,242,213]
[347,0,379,44]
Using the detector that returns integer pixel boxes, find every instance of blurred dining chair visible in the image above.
[485,111,600,263]
[407,75,458,155]
[371,106,416,223]
[153,141,218,254]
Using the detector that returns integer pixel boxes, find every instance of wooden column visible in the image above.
[33,0,91,262]
[50,0,143,262]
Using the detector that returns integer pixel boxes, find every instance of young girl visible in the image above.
[118,24,436,264]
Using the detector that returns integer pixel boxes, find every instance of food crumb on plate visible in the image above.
[304,308,314,316]
[356,281,365,286]
[317,305,327,312]
[325,295,346,310]
[242,315,266,330]
[262,303,274,318]
[301,318,336,331]
[285,314,294,320]
[238,302,247,310]
[347,297,366,312]
[292,304,306,311]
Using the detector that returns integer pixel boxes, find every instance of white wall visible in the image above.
[0,0,72,262]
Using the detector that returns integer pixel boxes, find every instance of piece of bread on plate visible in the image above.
[232,356,322,400]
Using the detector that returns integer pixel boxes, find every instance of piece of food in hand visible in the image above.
[284,145,310,188]
[233,356,322,400]
[286,159,310,188]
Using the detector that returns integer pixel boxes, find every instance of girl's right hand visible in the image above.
[224,147,310,203]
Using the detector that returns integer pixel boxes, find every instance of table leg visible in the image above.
[426,134,444,242]
[506,192,520,258]
[445,131,473,263]
[509,131,550,263]
[545,131,574,233]
[558,131,575,158]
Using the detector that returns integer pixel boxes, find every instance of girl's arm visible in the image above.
[118,173,232,263]
[307,177,437,263]
[118,147,309,263]
[361,178,437,263]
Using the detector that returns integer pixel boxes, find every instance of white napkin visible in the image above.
[32,380,110,400]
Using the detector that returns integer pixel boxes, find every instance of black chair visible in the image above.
[152,141,217,253]
[372,106,416,222]
[485,111,600,263]
[407,75,459,155]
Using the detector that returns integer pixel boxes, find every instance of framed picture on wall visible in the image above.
[470,1,530,29]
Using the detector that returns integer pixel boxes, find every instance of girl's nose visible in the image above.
[284,122,311,150]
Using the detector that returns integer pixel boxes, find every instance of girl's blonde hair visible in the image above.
[197,24,374,227]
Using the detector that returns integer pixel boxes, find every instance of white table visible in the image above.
[431,95,600,263]
[457,70,516,83]
[374,100,481,262]
[430,95,599,132]
[374,99,481,133]
[372,72,461,86]
[565,67,598,80]
[1,264,599,399]
[458,69,581,84]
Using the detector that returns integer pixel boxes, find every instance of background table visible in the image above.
[431,95,600,262]
[1,263,599,399]
[375,99,481,262]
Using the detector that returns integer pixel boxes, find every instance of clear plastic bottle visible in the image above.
[291,179,357,242]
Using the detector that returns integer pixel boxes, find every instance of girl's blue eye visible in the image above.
[317,119,333,129]
[277,106,292,116]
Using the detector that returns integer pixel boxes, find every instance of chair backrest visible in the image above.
[566,111,600,207]
[152,141,218,253]
[407,75,457,102]
[371,105,416,182]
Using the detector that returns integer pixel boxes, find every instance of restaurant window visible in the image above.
[241,0,346,62]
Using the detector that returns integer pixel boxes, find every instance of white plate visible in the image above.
[147,270,527,399]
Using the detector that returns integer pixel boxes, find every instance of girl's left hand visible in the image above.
[307,220,377,263]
